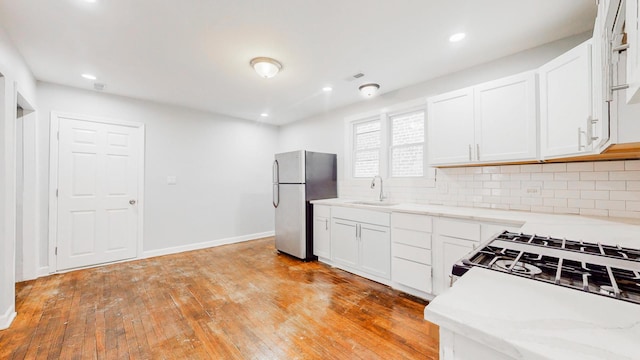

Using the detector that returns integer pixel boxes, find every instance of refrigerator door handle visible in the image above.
[272,184,279,208]
[272,159,279,184]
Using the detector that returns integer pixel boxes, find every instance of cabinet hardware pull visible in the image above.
[611,84,630,92]
[612,44,629,52]
[476,144,480,161]
[468,144,472,161]
[578,127,585,151]
[325,219,328,230]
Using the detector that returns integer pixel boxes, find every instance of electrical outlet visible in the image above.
[524,186,541,196]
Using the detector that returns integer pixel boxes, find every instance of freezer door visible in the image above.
[275,150,305,184]
[275,184,306,259]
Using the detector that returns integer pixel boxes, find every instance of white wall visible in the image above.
[278,33,596,201]
[37,82,278,268]
[0,24,37,329]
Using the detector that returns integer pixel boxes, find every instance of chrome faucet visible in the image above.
[370,176,385,202]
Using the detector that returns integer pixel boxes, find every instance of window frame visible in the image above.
[351,116,384,179]
[387,107,426,179]
[344,99,435,187]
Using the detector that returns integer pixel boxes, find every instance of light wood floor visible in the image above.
[0,238,439,359]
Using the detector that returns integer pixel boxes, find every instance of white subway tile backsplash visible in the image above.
[341,160,640,219]
[580,190,610,200]
[531,173,555,181]
[595,181,626,191]
[568,180,595,190]
[625,160,640,171]
[554,190,580,199]
[610,171,640,181]
[554,172,580,181]
[580,208,609,217]
[543,181,568,190]
[543,163,566,172]
[520,164,542,173]
[610,191,640,201]
[594,161,625,171]
[568,199,595,208]
[580,172,609,180]
[595,200,626,210]
[567,162,594,172]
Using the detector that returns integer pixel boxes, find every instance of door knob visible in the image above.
[129,200,136,205]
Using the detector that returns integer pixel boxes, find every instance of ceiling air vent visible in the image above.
[94,83,105,91]
[344,72,365,82]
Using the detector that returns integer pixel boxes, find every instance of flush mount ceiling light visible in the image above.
[449,32,466,42]
[250,57,282,78]
[322,86,333,92]
[359,83,380,97]
[260,113,269,117]
[81,73,97,80]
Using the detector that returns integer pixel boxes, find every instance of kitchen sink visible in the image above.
[349,200,398,207]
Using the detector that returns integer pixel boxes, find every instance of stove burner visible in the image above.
[452,231,640,305]
[492,259,542,276]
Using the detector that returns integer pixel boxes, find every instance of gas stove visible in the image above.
[453,231,640,305]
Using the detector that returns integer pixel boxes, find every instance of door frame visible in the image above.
[48,112,145,273]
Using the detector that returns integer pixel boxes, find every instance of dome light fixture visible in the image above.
[449,32,466,42]
[250,57,282,78]
[359,83,380,97]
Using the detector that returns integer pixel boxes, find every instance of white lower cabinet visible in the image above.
[313,205,331,259]
[432,218,481,295]
[330,207,391,280]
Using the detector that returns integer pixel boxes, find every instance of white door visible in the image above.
[56,117,142,271]
[427,87,475,165]
[313,215,330,258]
[433,235,475,295]
[539,40,593,158]
[475,71,538,162]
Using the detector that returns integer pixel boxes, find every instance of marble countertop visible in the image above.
[311,198,640,246]
[424,267,640,360]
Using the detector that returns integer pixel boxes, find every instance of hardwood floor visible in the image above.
[0,238,439,359]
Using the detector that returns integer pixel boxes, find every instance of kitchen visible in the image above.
[1,0,639,359]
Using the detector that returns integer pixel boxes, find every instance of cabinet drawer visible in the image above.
[392,228,432,249]
[332,206,390,227]
[437,218,480,241]
[314,204,331,218]
[392,258,432,293]
[391,212,432,232]
[392,243,431,265]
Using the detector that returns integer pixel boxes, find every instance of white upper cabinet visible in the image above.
[539,40,593,158]
[428,71,537,166]
[427,87,474,165]
[474,72,538,162]
[627,0,640,103]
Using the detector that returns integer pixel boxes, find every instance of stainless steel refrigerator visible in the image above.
[272,150,337,260]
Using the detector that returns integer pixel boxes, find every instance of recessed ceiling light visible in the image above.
[81,73,97,80]
[322,86,333,92]
[449,33,466,42]
[260,113,269,117]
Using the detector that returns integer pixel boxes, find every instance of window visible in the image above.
[390,110,424,177]
[348,105,427,180]
[353,119,381,178]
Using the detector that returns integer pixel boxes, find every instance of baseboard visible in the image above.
[142,231,274,259]
[37,266,50,278]
[0,305,16,330]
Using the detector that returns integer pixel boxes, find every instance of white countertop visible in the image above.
[311,198,640,247]
[424,267,640,360]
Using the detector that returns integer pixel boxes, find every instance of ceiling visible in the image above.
[0,0,596,125]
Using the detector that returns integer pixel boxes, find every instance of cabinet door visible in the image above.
[475,72,537,162]
[627,0,640,103]
[433,235,476,295]
[331,219,359,268]
[539,40,593,158]
[360,223,391,279]
[313,216,331,258]
[427,87,475,165]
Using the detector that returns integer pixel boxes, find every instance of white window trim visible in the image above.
[344,98,435,189]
